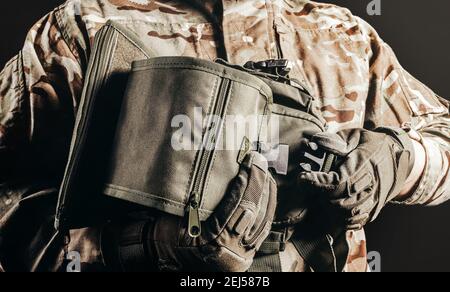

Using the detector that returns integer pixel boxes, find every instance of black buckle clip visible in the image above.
[244,59,292,77]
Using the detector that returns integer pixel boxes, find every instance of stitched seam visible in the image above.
[104,184,213,216]
[109,24,153,58]
[132,62,271,99]
[55,5,83,67]
[108,19,214,26]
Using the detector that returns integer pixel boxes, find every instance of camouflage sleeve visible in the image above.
[358,18,450,206]
[0,5,84,184]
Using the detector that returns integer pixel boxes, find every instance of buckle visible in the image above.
[244,59,292,77]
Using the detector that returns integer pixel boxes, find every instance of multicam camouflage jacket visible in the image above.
[0,0,449,272]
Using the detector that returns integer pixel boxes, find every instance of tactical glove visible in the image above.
[298,128,415,230]
[103,151,277,272]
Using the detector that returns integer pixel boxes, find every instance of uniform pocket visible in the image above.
[275,22,370,130]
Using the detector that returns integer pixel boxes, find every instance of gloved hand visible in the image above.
[103,151,277,272]
[298,128,415,230]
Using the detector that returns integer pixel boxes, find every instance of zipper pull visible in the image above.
[188,192,201,238]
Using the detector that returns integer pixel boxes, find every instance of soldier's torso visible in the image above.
[55,0,373,272]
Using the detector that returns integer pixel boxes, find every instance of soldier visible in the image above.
[0,0,448,272]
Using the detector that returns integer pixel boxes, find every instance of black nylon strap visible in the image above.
[257,230,286,255]
[248,253,282,272]
[248,230,285,272]
[291,228,349,273]
[291,236,336,272]
[117,220,151,272]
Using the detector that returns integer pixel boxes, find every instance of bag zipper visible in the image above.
[56,25,118,230]
[187,78,232,238]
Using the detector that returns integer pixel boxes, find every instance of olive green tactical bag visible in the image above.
[102,57,273,236]
[55,21,344,272]
[56,21,274,231]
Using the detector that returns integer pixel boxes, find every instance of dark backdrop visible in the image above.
[1,0,449,272]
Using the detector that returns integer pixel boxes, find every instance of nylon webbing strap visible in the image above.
[292,236,336,272]
[248,254,282,272]
[248,231,285,272]
[291,228,349,273]
[117,220,151,272]
[258,230,285,255]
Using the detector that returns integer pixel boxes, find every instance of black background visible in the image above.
[0,0,449,272]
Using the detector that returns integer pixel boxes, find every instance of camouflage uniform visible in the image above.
[0,0,449,272]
